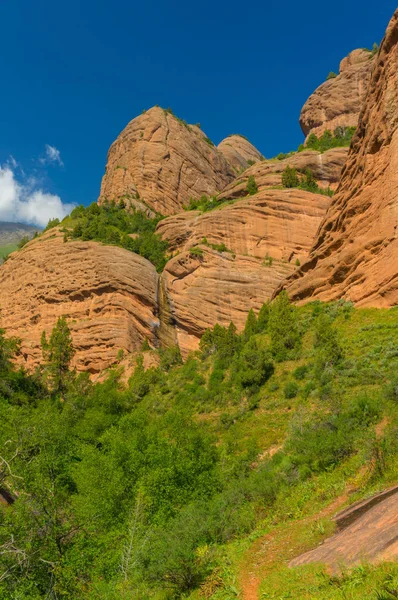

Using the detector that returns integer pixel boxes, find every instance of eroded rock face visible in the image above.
[161,247,294,356]
[217,135,263,172]
[300,48,375,139]
[285,11,398,307]
[99,106,235,215]
[0,230,159,373]
[158,189,330,263]
[218,148,348,199]
[158,188,330,354]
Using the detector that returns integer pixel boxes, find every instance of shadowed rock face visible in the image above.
[285,10,398,307]
[217,135,263,172]
[99,106,235,216]
[300,48,375,139]
[0,230,159,374]
[290,486,398,572]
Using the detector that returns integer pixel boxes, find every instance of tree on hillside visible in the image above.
[41,317,75,394]
[246,175,258,196]
[313,314,344,377]
[243,309,258,342]
[281,166,299,188]
[268,291,301,361]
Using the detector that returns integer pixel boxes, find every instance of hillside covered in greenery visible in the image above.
[50,201,169,272]
[0,295,397,599]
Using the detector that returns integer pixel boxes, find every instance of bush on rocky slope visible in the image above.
[63,201,169,272]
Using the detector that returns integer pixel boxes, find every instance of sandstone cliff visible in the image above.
[0,230,159,373]
[157,188,330,354]
[285,10,398,307]
[217,135,263,172]
[218,148,348,199]
[300,48,375,139]
[99,106,235,215]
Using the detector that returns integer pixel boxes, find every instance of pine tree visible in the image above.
[314,314,344,377]
[243,309,258,341]
[41,316,75,394]
[257,302,270,333]
[268,291,301,361]
[281,166,299,188]
[246,175,258,195]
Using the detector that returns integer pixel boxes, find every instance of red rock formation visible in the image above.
[217,135,263,172]
[0,230,159,373]
[99,106,235,215]
[161,247,294,356]
[158,188,330,354]
[157,189,330,263]
[285,10,398,307]
[300,49,375,139]
[218,148,348,199]
[290,485,398,572]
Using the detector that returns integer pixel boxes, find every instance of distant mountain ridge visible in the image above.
[0,222,41,246]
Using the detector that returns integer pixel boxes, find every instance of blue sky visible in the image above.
[0,0,396,225]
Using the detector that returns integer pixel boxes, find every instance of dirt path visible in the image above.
[239,493,353,600]
[239,485,398,600]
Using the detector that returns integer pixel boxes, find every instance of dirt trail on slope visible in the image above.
[240,485,398,600]
[290,484,398,572]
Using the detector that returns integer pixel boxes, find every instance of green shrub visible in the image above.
[284,381,299,399]
[293,365,309,381]
[326,71,337,80]
[269,291,302,361]
[17,235,30,249]
[281,166,299,188]
[189,246,204,258]
[44,217,60,231]
[68,201,168,272]
[246,175,258,195]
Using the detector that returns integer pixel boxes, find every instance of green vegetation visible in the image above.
[306,126,356,152]
[282,165,334,196]
[63,202,169,272]
[163,107,191,130]
[275,125,356,160]
[44,217,61,232]
[0,242,18,261]
[326,71,338,80]
[246,174,258,195]
[0,298,397,599]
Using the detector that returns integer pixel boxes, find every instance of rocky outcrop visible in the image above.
[217,135,263,172]
[161,247,294,356]
[158,188,330,354]
[285,10,398,307]
[158,189,330,263]
[300,48,375,139]
[218,148,348,199]
[290,485,398,572]
[99,106,235,215]
[0,230,159,373]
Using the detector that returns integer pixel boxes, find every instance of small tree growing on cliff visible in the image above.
[281,166,299,188]
[41,317,75,394]
[246,175,258,195]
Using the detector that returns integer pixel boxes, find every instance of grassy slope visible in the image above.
[183,306,398,600]
[0,242,18,259]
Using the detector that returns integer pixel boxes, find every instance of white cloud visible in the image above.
[40,144,64,167]
[0,166,75,228]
